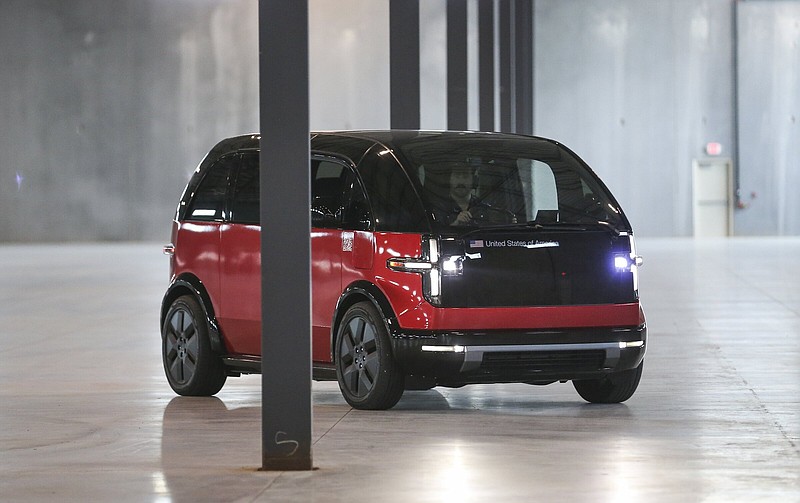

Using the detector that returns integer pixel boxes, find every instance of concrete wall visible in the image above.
[535,0,736,236]
[309,0,390,130]
[0,0,391,242]
[0,0,798,241]
[0,0,260,241]
[736,1,800,235]
[535,0,800,236]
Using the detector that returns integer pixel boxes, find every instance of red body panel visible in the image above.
[398,302,641,331]
[311,229,344,362]
[173,226,641,363]
[218,224,261,355]
[173,221,222,316]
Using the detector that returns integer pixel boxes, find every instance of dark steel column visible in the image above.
[498,0,512,132]
[390,0,420,129]
[514,0,533,135]
[447,0,468,130]
[478,0,495,132]
[258,0,312,471]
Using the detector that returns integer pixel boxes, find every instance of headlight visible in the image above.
[441,255,464,275]
[386,237,465,305]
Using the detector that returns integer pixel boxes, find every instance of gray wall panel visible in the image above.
[420,0,448,130]
[534,0,735,237]
[0,0,260,242]
[1,0,798,241]
[309,0,390,130]
[0,0,391,242]
[737,1,800,236]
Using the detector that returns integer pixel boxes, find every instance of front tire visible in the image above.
[162,295,227,396]
[335,302,404,410]
[573,361,643,404]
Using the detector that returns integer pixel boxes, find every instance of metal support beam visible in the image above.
[258,0,313,471]
[514,0,533,135]
[498,0,512,132]
[447,0,468,130]
[478,0,495,132]
[390,0,420,129]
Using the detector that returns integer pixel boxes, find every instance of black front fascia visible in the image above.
[436,229,636,308]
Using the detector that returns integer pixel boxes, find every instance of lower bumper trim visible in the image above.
[456,342,628,372]
[392,325,647,385]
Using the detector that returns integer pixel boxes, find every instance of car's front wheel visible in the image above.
[162,295,227,396]
[573,361,643,403]
[335,301,404,410]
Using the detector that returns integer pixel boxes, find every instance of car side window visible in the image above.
[311,159,351,228]
[186,155,236,221]
[357,147,427,232]
[342,177,372,231]
[230,152,260,225]
[518,160,559,222]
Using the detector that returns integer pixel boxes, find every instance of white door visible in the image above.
[692,159,733,237]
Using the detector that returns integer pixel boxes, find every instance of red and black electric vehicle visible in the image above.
[161,130,646,409]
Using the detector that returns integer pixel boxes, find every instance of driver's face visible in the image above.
[450,170,473,199]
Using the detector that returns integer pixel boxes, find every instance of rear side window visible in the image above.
[311,158,373,230]
[311,159,350,228]
[230,153,260,224]
[186,155,236,221]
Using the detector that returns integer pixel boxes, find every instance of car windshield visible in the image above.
[397,135,626,232]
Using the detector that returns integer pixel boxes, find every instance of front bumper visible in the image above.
[391,324,646,386]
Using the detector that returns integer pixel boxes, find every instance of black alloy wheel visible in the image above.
[335,301,404,410]
[162,295,226,396]
[573,361,644,404]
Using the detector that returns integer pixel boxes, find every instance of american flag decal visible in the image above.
[469,239,484,248]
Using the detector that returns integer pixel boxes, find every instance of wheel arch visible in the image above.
[330,281,400,360]
[160,274,226,354]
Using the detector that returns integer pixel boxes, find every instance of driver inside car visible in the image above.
[433,165,488,226]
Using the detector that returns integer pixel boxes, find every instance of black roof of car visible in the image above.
[179,129,629,233]
[205,130,565,159]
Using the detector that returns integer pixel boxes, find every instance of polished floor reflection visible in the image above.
[1,238,798,502]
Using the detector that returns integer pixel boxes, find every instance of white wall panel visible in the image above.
[736,1,800,236]
[419,0,448,130]
[1,0,798,241]
[309,0,390,130]
[534,0,734,237]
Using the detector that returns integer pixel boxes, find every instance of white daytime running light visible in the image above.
[421,345,465,353]
[619,341,644,349]
[429,268,441,297]
[404,262,432,270]
[386,258,433,271]
[428,238,440,262]
[628,234,642,293]
[614,255,629,270]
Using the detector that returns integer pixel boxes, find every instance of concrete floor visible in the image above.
[1,238,798,502]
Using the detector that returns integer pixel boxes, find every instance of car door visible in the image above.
[217,154,357,361]
[218,152,261,356]
[310,157,357,363]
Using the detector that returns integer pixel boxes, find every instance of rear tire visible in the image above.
[162,295,227,396]
[334,302,404,410]
[573,361,643,404]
